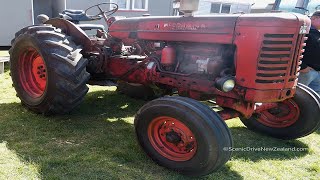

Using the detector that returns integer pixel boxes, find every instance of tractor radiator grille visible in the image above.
[256,34,305,84]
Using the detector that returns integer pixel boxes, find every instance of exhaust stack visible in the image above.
[179,0,200,17]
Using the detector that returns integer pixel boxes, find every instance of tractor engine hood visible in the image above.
[108,13,309,44]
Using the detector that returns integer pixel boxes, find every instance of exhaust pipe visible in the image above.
[179,0,200,17]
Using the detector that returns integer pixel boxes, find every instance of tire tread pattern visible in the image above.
[10,25,89,115]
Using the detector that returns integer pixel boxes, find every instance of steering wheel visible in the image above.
[85,3,119,22]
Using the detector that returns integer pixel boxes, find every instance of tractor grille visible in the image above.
[256,34,305,84]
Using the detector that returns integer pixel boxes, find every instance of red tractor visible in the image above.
[9,0,320,176]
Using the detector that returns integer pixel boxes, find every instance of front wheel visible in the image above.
[240,85,320,140]
[134,96,233,176]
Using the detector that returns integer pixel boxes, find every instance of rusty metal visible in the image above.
[254,103,279,113]
[161,46,176,66]
[44,7,311,126]
[218,109,242,121]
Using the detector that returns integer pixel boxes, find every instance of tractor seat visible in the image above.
[60,9,93,22]
[63,9,84,14]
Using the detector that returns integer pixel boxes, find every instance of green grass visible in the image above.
[0,65,319,179]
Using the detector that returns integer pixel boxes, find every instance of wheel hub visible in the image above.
[254,99,300,128]
[165,130,182,144]
[148,116,197,161]
[19,48,47,98]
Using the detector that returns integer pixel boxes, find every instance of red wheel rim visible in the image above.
[148,116,197,161]
[255,99,300,128]
[19,48,47,98]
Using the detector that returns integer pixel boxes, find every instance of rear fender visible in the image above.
[45,18,92,50]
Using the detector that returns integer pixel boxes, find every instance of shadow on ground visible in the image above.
[0,89,312,179]
[229,127,309,162]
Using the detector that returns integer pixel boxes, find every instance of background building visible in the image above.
[0,0,173,46]
[250,0,275,13]
[4,0,316,47]
[195,0,252,15]
[172,0,277,15]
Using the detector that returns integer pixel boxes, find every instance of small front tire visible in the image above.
[134,96,233,176]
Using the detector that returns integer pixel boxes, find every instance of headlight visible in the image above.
[216,77,235,92]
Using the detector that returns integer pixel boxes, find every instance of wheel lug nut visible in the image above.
[37,71,40,74]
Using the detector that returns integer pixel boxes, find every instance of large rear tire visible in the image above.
[10,25,90,115]
[134,96,233,176]
[240,85,320,139]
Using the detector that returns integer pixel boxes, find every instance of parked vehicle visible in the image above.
[9,0,320,176]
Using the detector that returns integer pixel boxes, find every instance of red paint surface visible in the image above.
[103,13,310,117]
[147,116,197,161]
[255,99,300,128]
[19,48,46,98]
